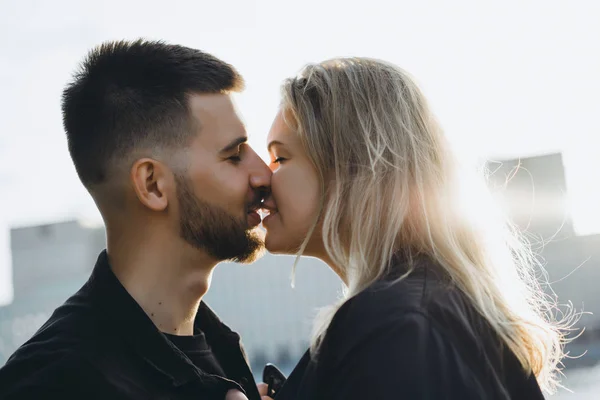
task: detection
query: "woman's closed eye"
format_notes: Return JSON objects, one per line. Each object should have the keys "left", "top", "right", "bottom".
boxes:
{"left": 269, "top": 156, "right": 286, "bottom": 172}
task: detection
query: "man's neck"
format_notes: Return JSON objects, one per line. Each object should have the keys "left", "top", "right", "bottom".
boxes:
{"left": 106, "top": 230, "right": 218, "bottom": 336}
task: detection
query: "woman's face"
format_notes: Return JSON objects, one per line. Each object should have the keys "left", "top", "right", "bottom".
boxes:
{"left": 262, "top": 109, "right": 322, "bottom": 255}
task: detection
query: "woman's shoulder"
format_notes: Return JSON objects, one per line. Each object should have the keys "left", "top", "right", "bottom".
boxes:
{"left": 306, "top": 271, "right": 542, "bottom": 400}
{"left": 323, "top": 258, "right": 496, "bottom": 364}
{"left": 336, "top": 261, "right": 470, "bottom": 330}
{"left": 309, "top": 257, "right": 545, "bottom": 399}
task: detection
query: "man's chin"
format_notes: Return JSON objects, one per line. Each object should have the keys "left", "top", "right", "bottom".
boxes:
{"left": 236, "top": 245, "right": 266, "bottom": 264}
{"left": 249, "top": 225, "right": 265, "bottom": 240}
{"left": 231, "top": 228, "right": 266, "bottom": 264}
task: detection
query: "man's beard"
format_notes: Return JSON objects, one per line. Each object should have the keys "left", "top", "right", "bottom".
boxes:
{"left": 175, "top": 174, "right": 264, "bottom": 264}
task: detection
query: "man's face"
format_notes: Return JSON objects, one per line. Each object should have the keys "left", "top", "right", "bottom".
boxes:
{"left": 176, "top": 93, "right": 271, "bottom": 263}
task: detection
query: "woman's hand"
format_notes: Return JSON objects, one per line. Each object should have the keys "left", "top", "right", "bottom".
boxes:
{"left": 257, "top": 382, "right": 274, "bottom": 400}
{"left": 225, "top": 389, "right": 248, "bottom": 400}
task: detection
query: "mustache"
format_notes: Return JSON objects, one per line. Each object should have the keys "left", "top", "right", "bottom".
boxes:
{"left": 247, "top": 188, "right": 269, "bottom": 212}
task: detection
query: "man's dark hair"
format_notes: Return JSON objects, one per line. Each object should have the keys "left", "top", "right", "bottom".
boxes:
{"left": 61, "top": 39, "right": 244, "bottom": 187}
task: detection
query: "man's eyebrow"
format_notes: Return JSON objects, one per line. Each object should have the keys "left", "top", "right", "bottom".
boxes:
{"left": 219, "top": 136, "right": 248, "bottom": 154}
{"left": 267, "top": 140, "right": 284, "bottom": 152}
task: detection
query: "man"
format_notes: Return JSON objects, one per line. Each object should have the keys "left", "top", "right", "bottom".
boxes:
{"left": 0, "top": 39, "right": 270, "bottom": 399}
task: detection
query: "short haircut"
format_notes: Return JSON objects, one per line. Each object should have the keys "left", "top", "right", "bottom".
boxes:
{"left": 61, "top": 39, "right": 244, "bottom": 187}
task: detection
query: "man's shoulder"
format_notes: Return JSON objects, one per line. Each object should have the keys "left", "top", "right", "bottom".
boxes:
{"left": 0, "top": 345, "right": 111, "bottom": 399}
{"left": 0, "top": 293, "right": 115, "bottom": 398}
{"left": 17, "top": 290, "right": 104, "bottom": 352}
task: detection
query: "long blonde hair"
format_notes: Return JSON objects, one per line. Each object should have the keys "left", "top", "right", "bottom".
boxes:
{"left": 280, "top": 57, "right": 573, "bottom": 394}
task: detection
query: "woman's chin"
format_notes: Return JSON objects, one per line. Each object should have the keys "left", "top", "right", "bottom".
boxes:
{"left": 264, "top": 232, "right": 297, "bottom": 255}
{"left": 264, "top": 238, "right": 290, "bottom": 255}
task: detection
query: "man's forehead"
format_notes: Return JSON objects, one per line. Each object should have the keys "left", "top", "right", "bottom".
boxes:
{"left": 188, "top": 92, "right": 246, "bottom": 144}
{"left": 188, "top": 93, "right": 239, "bottom": 122}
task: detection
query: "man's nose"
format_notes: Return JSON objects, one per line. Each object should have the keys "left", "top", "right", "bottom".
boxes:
{"left": 247, "top": 148, "right": 272, "bottom": 190}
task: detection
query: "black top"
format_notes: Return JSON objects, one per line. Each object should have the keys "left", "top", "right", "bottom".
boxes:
{"left": 0, "top": 250, "right": 260, "bottom": 400}
{"left": 275, "top": 256, "right": 546, "bottom": 400}
{"left": 164, "top": 331, "right": 227, "bottom": 377}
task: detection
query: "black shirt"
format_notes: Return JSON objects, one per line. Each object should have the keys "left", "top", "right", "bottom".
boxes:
{"left": 274, "top": 256, "right": 546, "bottom": 400}
{"left": 0, "top": 250, "right": 260, "bottom": 400}
{"left": 165, "top": 331, "right": 226, "bottom": 377}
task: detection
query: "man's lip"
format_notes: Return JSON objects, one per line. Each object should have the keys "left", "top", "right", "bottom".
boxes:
{"left": 246, "top": 204, "right": 262, "bottom": 216}
{"left": 247, "top": 210, "right": 261, "bottom": 227}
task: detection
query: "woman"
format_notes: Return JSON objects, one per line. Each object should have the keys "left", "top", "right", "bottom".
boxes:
{"left": 259, "top": 58, "right": 571, "bottom": 399}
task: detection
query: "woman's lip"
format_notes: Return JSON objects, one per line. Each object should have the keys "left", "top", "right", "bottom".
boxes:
{"left": 262, "top": 211, "right": 278, "bottom": 225}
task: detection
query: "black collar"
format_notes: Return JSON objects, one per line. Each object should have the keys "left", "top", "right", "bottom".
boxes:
{"left": 85, "top": 250, "right": 242, "bottom": 387}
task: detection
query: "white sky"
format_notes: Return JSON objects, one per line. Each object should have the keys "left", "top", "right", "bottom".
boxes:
{"left": 1, "top": 0, "right": 599, "bottom": 305}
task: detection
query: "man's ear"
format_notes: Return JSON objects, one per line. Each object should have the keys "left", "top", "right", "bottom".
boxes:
{"left": 130, "top": 158, "right": 170, "bottom": 211}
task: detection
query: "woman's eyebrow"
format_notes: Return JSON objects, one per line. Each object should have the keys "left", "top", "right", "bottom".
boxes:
{"left": 267, "top": 140, "right": 284, "bottom": 152}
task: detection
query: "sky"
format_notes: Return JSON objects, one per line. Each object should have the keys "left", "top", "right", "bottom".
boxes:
{"left": 1, "top": 0, "right": 599, "bottom": 305}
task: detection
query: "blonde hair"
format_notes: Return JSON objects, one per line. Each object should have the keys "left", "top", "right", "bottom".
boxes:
{"left": 280, "top": 57, "right": 573, "bottom": 394}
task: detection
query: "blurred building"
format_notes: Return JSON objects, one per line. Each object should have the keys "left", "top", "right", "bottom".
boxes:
{"left": 1, "top": 152, "right": 599, "bottom": 370}
{"left": 0, "top": 220, "right": 106, "bottom": 365}
{"left": 487, "top": 153, "right": 573, "bottom": 238}
{"left": 0, "top": 220, "right": 340, "bottom": 372}
{"left": 204, "top": 255, "right": 340, "bottom": 373}
{"left": 487, "top": 153, "right": 600, "bottom": 367}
